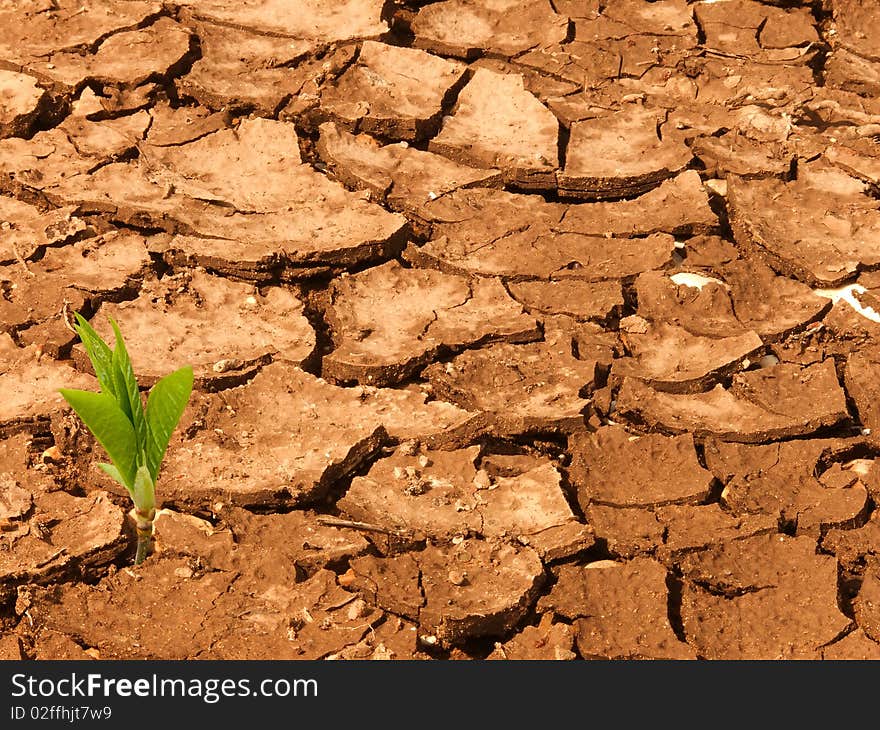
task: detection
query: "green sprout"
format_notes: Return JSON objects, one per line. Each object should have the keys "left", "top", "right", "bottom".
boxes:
{"left": 59, "top": 313, "right": 193, "bottom": 565}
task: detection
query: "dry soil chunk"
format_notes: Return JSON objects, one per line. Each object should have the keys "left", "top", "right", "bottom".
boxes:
{"left": 0, "top": 491, "right": 124, "bottom": 586}
{"left": 655, "top": 504, "right": 777, "bottom": 562}
{"left": 343, "top": 386, "right": 479, "bottom": 451}
{"left": 539, "top": 559, "right": 695, "bottom": 659}
{"left": 57, "top": 99, "right": 149, "bottom": 162}
{"left": 616, "top": 360, "right": 849, "bottom": 443}
{"left": 826, "top": 47, "right": 880, "bottom": 97}
{"left": 689, "top": 57, "right": 814, "bottom": 109}
{"left": 634, "top": 263, "right": 828, "bottom": 340}
{"left": 412, "top": 0, "right": 567, "bottom": 59}
{"left": 417, "top": 186, "right": 562, "bottom": 244}
{"left": 137, "top": 117, "right": 298, "bottom": 209}
{"left": 507, "top": 279, "right": 623, "bottom": 322}
{"left": 80, "top": 269, "right": 314, "bottom": 386}
{"left": 687, "top": 532, "right": 806, "bottom": 596}
{"left": 146, "top": 104, "right": 230, "bottom": 148}
{"left": 681, "top": 534, "right": 851, "bottom": 658}
{"left": 0, "top": 634, "right": 23, "bottom": 660}
{"left": 488, "top": 615, "right": 576, "bottom": 660}
{"left": 197, "top": 567, "right": 381, "bottom": 660}
{"left": 176, "top": 22, "right": 320, "bottom": 114}
{"left": 320, "top": 42, "right": 466, "bottom": 141}
{"left": 612, "top": 322, "right": 763, "bottom": 393}
{"left": 0, "top": 71, "right": 48, "bottom": 139}
{"left": 0, "top": 1, "right": 162, "bottom": 63}
{"left": 854, "top": 556, "right": 880, "bottom": 643}
{"left": 226, "top": 509, "right": 369, "bottom": 576}
{"left": 722, "top": 260, "right": 830, "bottom": 338}
{"left": 713, "top": 439, "right": 869, "bottom": 534}
{"left": 845, "top": 347, "right": 880, "bottom": 433}
{"left": 429, "top": 69, "right": 559, "bottom": 189}
{"left": 159, "top": 362, "right": 475, "bottom": 508}
{"left": 822, "top": 511, "right": 880, "bottom": 570}
{"left": 825, "top": 140, "right": 880, "bottom": 188}
{"left": 831, "top": 0, "right": 880, "bottom": 62}
{"left": 519, "top": 0, "right": 696, "bottom": 91}
{"left": 633, "top": 271, "right": 743, "bottom": 339}
{"left": 728, "top": 164, "right": 880, "bottom": 287}
{"left": 1, "top": 233, "right": 149, "bottom": 354}
{"left": 569, "top": 427, "right": 713, "bottom": 509}
{"left": 556, "top": 171, "right": 718, "bottom": 238}
{"left": 329, "top": 616, "right": 421, "bottom": 660}
{"left": 25, "top": 556, "right": 235, "bottom": 659}
{"left": 160, "top": 363, "right": 384, "bottom": 507}
{"left": 418, "top": 539, "right": 545, "bottom": 647}
{"left": 0, "top": 197, "right": 89, "bottom": 264}
{"left": 28, "top": 18, "right": 192, "bottom": 89}
{"left": 316, "top": 122, "right": 501, "bottom": 226}
{"left": 0, "top": 339, "right": 97, "bottom": 436}
{"left": 695, "top": 0, "right": 818, "bottom": 60}
{"left": 346, "top": 553, "right": 424, "bottom": 621}
{"left": 323, "top": 260, "right": 538, "bottom": 386}
{"left": 29, "top": 632, "right": 94, "bottom": 661}
{"left": 409, "top": 229, "right": 675, "bottom": 282}
{"left": 42, "top": 119, "right": 408, "bottom": 279}
{"left": 152, "top": 510, "right": 235, "bottom": 569}
{"left": 340, "top": 446, "right": 587, "bottom": 549}
{"left": 423, "top": 330, "right": 597, "bottom": 436}
{"left": 690, "top": 132, "right": 793, "bottom": 180}
{"left": 583, "top": 504, "right": 664, "bottom": 557}
{"left": 178, "top": 0, "right": 387, "bottom": 41}
{"left": 559, "top": 108, "right": 693, "bottom": 200}
{"left": 0, "top": 432, "right": 52, "bottom": 511}
{"left": 704, "top": 436, "right": 854, "bottom": 485}
{"left": 822, "top": 629, "right": 880, "bottom": 660}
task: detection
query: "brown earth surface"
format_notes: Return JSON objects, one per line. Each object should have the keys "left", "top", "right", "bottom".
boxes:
{"left": 2, "top": 0, "right": 880, "bottom": 661}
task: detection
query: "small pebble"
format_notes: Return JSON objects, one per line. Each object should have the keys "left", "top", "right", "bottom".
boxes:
{"left": 398, "top": 441, "right": 419, "bottom": 456}
{"left": 472, "top": 469, "right": 491, "bottom": 490}
{"left": 40, "top": 445, "right": 62, "bottom": 463}
{"left": 338, "top": 569, "right": 358, "bottom": 588}
{"left": 347, "top": 599, "right": 369, "bottom": 620}
{"left": 447, "top": 570, "right": 468, "bottom": 586}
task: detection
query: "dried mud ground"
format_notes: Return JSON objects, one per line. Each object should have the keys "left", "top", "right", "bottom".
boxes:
{"left": 3, "top": 0, "right": 880, "bottom": 661}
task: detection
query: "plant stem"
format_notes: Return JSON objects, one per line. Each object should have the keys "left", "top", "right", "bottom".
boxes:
{"left": 134, "top": 534, "right": 150, "bottom": 565}
{"left": 133, "top": 508, "right": 155, "bottom": 566}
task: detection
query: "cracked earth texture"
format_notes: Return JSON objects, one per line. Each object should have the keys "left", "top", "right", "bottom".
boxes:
{"left": 2, "top": 0, "right": 880, "bottom": 660}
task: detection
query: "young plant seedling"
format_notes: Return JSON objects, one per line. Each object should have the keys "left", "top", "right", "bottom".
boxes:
{"left": 60, "top": 313, "right": 193, "bottom": 565}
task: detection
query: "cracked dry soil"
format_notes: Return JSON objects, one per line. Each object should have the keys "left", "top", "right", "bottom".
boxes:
{"left": 3, "top": 0, "right": 880, "bottom": 661}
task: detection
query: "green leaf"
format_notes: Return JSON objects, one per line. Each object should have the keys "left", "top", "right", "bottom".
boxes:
{"left": 73, "top": 313, "right": 117, "bottom": 400}
{"left": 108, "top": 317, "right": 147, "bottom": 465}
{"left": 97, "top": 463, "right": 133, "bottom": 496}
{"left": 58, "top": 389, "right": 137, "bottom": 489}
{"left": 145, "top": 365, "right": 193, "bottom": 482}
{"left": 132, "top": 465, "right": 155, "bottom": 515}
